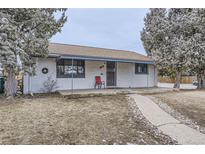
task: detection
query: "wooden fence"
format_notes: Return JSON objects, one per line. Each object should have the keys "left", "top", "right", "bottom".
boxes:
{"left": 158, "top": 76, "right": 196, "bottom": 84}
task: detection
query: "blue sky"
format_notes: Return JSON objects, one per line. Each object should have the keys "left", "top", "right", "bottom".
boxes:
{"left": 51, "top": 8, "right": 149, "bottom": 55}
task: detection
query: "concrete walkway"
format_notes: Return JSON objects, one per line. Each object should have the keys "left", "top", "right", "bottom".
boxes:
{"left": 129, "top": 94, "right": 205, "bottom": 145}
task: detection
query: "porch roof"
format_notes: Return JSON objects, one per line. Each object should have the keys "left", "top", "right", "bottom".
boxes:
{"left": 48, "top": 43, "right": 154, "bottom": 64}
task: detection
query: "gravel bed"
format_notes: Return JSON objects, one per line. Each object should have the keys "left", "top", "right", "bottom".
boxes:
{"left": 127, "top": 96, "right": 178, "bottom": 144}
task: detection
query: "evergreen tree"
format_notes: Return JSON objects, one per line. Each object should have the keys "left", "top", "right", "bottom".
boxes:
{"left": 141, "top": 8, "right": 202, "bottom": 89}
{"left": 0, "top": 9, "right": 67, "bottom": 96}
{"left": 187, "top": 9, "right": 205, "bottom": 88}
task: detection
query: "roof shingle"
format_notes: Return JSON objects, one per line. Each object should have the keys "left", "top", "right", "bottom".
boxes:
{"left": 48, "top": 43, "right": 152, "bottom": 62}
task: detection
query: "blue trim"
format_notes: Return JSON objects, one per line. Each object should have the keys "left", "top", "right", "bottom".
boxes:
{"left": 48, "top": 53, "right": 154, "bottom": 64}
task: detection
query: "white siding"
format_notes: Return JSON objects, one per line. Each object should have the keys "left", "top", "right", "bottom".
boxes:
{"left": 116, "top": 62, "right": 133, "bottom": 88}
{"left": 24, "top": 58, "right": 157, "bottom": 94}
{"left": 117, "top": 62, "right": 157, "bottom": 88}
{"left": 24, "top": 58, "right": 57, "bottom": 94}
{"left": 24, "top": 58, "right": 106, "bottom": 94}
{"left": 60, "top": 60, "right": 106, "bottom": 90}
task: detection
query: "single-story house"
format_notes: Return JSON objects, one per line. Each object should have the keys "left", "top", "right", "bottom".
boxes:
{"left": 23, "top": 43, "right": 157, "bottom": 94}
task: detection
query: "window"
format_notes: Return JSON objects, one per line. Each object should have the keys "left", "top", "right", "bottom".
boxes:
{"left": 56, "top": 59, "right": 85, "bottom": 78}
{"left": 135, "top": 63, "right": 148, "bottom": 74}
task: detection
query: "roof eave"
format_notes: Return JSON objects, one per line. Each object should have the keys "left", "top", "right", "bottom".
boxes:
{"left": 48, "top": 53, "right": 154, "bottom": 64}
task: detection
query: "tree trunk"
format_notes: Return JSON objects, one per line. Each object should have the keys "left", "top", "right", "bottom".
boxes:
{"left": 5, "top": 68, "right": 17, "bottom": 97}
{"left": 173, "top": 71, "right": 181, "bottom": 89}
{"left": 197, "top": 74, "right": 204, "bottom": 89}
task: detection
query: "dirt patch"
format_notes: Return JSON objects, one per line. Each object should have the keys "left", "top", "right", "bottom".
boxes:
{"left": 0, "top": 94, "right": 175, "bottom": 144}
{"left": 146, "top": 90, "right": 205, "bottom": 133}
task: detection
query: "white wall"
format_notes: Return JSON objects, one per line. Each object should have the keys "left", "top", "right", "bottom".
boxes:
{"left": 24, "top": 58, "right": 57, "bottom": 94}
{"left": 116, "top": 62, "right": 133, "bottom": 88}
{"left": 24, "top": 58, "right": 106, "bottom": 93}
{"left": 24, "top": 58, "right": 157, "bottom": 94}
{"left": 117, "top": 62, "right": 157, "bottom": 88}
{"left": 67, "top": 60, "right": 106, "bottom": 90}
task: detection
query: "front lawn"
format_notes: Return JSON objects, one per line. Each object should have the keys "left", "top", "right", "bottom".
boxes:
{"left": 147, "top": 90, "right": 205, "bottom": 132}
{"left": 0, "top": 94, "right": 175, "bottom": 144}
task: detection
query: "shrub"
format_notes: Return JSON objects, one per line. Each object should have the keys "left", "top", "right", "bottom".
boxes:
{"left": 41, "top": 77, "right": 58, "bottom": 93}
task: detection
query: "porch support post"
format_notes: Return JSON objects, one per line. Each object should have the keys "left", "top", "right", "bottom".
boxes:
{"left": 153, "top": 65, "right": 155, "bottom": 87}
{"left": 71, "top": 58, "right": 74, "bottom": 94}
{"left": 28, "top": 65, "right": 31, "bottom": 94}
{"left": 147, "top": 65, "right": 149, "bottom": 88}
{"left": 28, "top": 72, "right": 30, "bottom": 94}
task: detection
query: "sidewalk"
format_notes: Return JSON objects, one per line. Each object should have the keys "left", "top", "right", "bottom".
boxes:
{"left": 129, "top": 94, "right": 205, "bottom": 144}
{"left": 158, "top": 82, "right": 197, "bottom": 89}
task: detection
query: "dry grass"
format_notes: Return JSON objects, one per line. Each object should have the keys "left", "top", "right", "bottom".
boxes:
{"left": 147, "top": 90, "right": 205, "bottom": 128}
{"left": 0, "top": 94, "right": 173, "bottom": 145}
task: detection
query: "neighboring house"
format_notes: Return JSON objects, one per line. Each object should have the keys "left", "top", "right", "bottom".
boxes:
{"left": 23, "top": 43, "right": 157, "bottom": 94}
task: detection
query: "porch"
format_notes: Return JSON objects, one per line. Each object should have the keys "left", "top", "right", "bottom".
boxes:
{"left": 24, "top": 58, "right": 157, "bottom": 94}
{"left": 58, "top": 87, "right": 172, "bottom": 97}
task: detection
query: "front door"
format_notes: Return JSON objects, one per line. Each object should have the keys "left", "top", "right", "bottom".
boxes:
{"left": 106, "top": 61, "right": 116, "bottom": 87}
